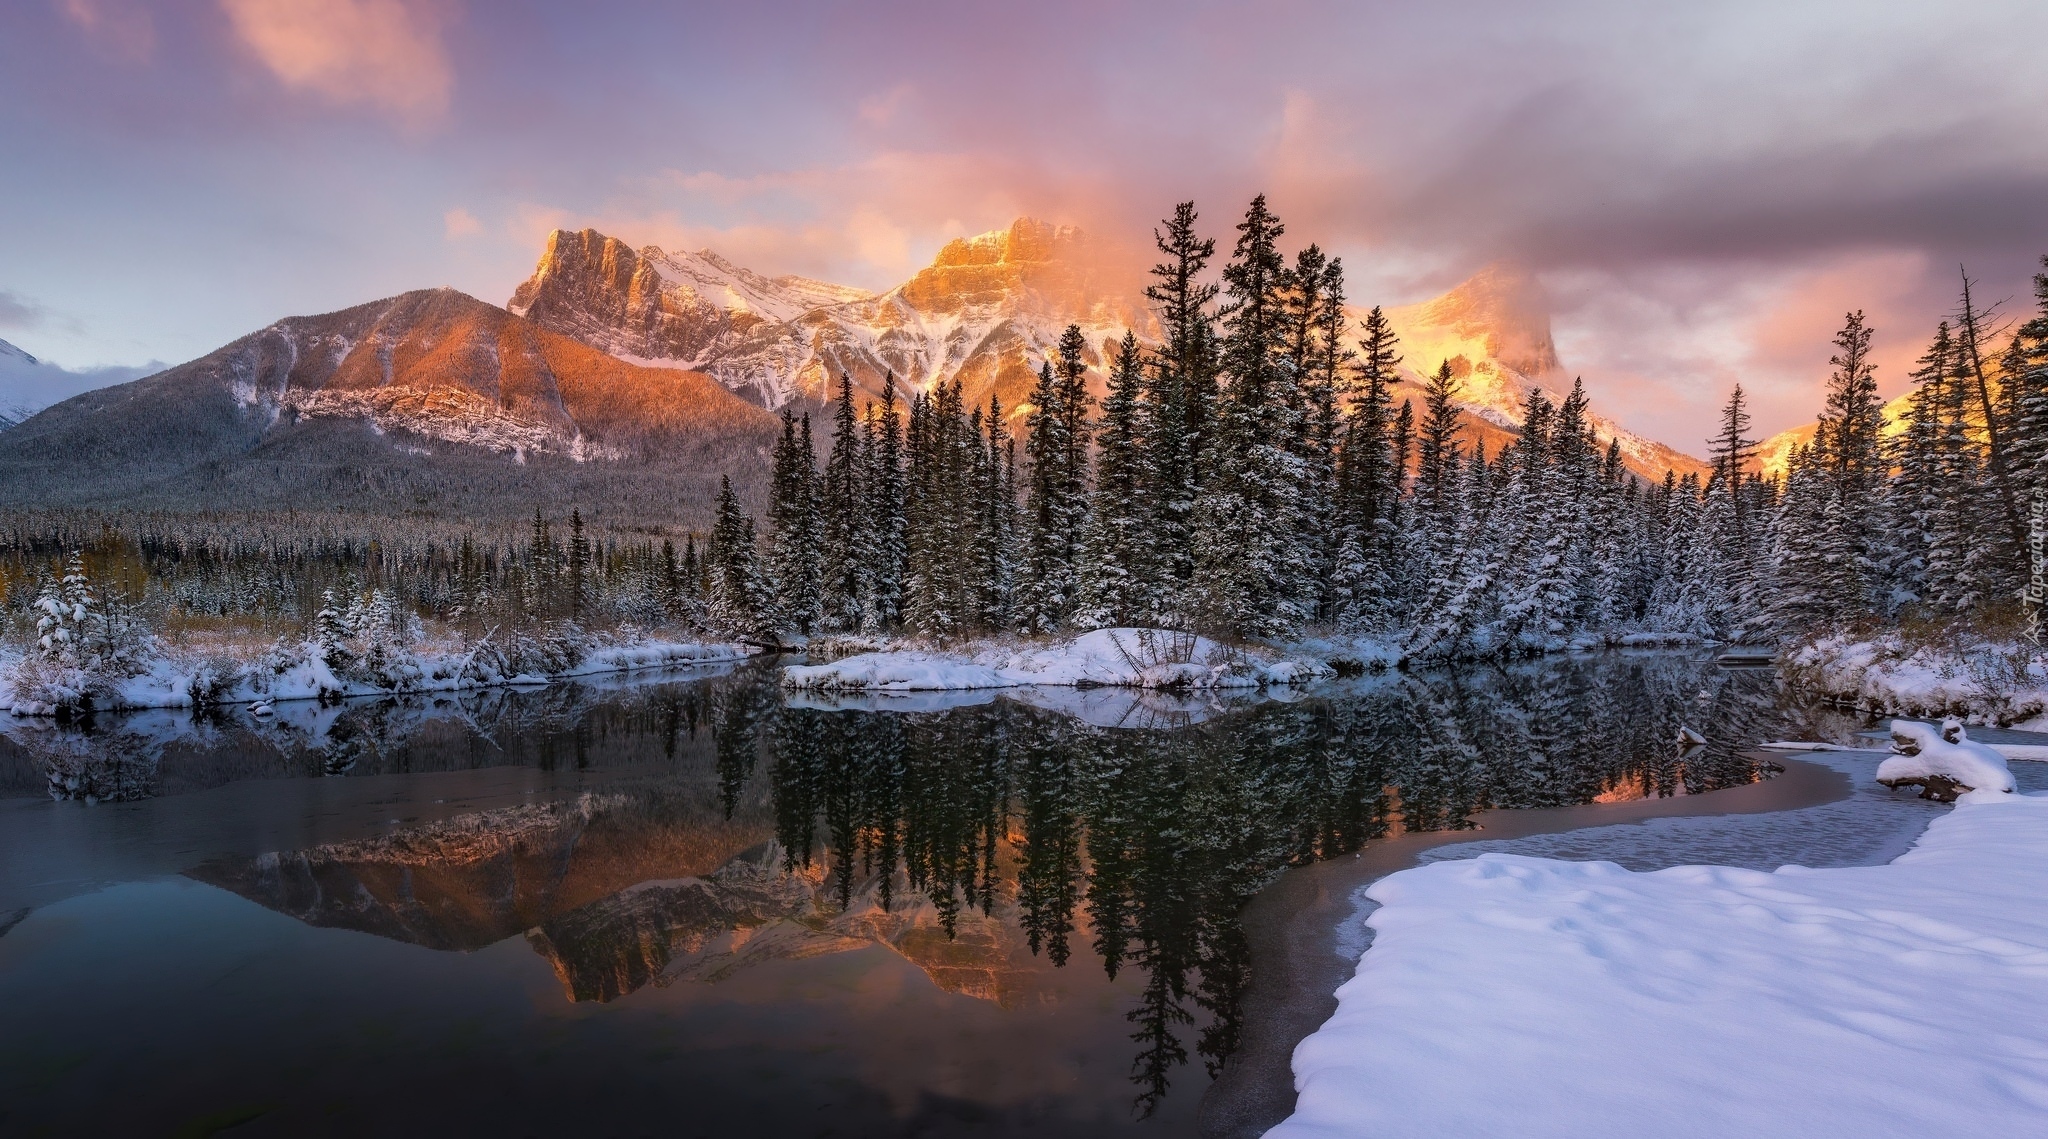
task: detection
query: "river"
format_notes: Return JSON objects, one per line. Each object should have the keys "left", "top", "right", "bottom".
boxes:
{"left": 0, "top": 651, "right": 1891, "bottom": 1137}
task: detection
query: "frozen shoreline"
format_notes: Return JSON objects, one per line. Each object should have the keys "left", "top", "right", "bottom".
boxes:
{"left": 1779, "top": 630, "right": 2048, "bottom": 727}
{"left": 1266, "top": 748, "right": 2048, "bottom": 1139}
{"left": 1, "top": 636, "right": 759, "bottom": 718}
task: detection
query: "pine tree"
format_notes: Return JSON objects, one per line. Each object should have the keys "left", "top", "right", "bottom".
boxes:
{"left": 1813, "top": 311, "right": 1887, "bottom": 618}
{"left": 1193, "top": 195, "right": 1309, "bottom": 637}
{"left": 1955, "top": 271, "right": 2029, "bottom": 573}
{"left": 1020, "top": 331, "right": 1093, "bottom": 633}
{"left": 819, "top": 374, "right": 870, "bottom": 633}
{"left": 768, "top": 411, "right": 825, "bottom": 636}
{"left": 567, "top": 509, "right": 591, "bottom": 621}
{"left": 706, "top": 475, "right": 767, "bottom": 639}
{"left": 864, "top": 375, "right": 908, "bottom": 631}
{"left": 974, "top": 395, "right": 1018, "bottom": 630}
{"left": 1076, "top": 333, "right": 1158, "bottom": 628}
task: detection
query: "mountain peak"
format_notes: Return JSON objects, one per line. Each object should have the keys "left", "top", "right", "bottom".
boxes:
{"left": 1400, "top": 261, "right": 1561, "bottom": 381}
{"left": 928, "top": 217, "right": 1085, "bottom": 270}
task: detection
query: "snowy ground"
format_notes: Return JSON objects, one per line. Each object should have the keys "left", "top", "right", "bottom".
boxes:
{"left": 782, "top": 627, "right": 1333, "bottom": 692}
{"left": 1275, "top": 747, "right": 2048, "bottom": 1139}
{"left": 1, "top": 634, "right": 756, "bottom": 717}
{"left": 1781, "top": 630, "right": 2048, "bottom": 726}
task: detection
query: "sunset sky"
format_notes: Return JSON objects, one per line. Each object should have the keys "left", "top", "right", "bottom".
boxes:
{"left": 4, "top": 0, "right": 2046, "bottom": 450}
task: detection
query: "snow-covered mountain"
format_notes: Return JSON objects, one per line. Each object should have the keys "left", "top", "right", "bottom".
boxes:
{"left": 1378, "top": 264, "right": 1711, "bottom": 482}
{"left": 0, "top": 337, "right": 157, "bottom": 428}
{"left": 512, "top": 218, "right": 1158, "bottom": 415}
{"left": 516, "top": 225, "right": 1706, "bottom": 482}
{"left": 0, "top": 290, "right": 779, "bottom": 524}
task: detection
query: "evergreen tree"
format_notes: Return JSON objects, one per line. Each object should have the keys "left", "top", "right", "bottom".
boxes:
{"left": 1020, "top": 330, "right": 1093, "bottom": 633}
{"left": 1076, "top": 333, "right": 1159, "bottom": 628}
{"left": 818, "top": 375, "right": 870, "bottom": 632}
{"left": 1193, "top": 195, "right": 1308, "bottom": 637}
{"left": 768, "top": 410, "right": 825, "bottom": 635}
{"left": 706, "top": 476, "right": 767, "bottom": 638}
{"left": 567, "top": 509, "right": 591, "bottom": 621}
{"left": 864, "top": 376, "right": 908, "bottom": 631}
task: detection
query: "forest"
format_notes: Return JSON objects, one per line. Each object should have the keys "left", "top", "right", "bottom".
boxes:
{"left": 4, "top": 198, "right": 2046, "bottom": 672}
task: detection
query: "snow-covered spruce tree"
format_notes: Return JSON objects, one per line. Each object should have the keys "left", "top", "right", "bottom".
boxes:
{"left": 1193, "top": 195, "right": 1310, "bottom": 637}
{"left": 1406, "top": 444, "right": 1506, "bottom": 657}
{"left": 1495, "top": 389, "right": 1561, "bottom": 649}
{"left": 973, "top": 394, "right": 1019, "bottom": 631}
{"left": 818, "top": 374, "right": 870, "bottom": 633}
{"left": 903, "top": 381, "right": 981, "bottom": 639}
{"left": 1954, "top": 271, "right": 2029, "bottom": 584}
{"left": 1884, "top": 323, "right": 1956, "bottom": 612}
{"left": 2007, "top": 258, "right": 2048, "bottom": 525}
{"left": 706, "top": 476, "right": 768, "bottom": 639}
{"left": 767, "top": 410, "right": 824, "bottom": 636}
{"left": 33, "top": 552, "right": 94, "bottom": 666}
{"left": 567, "top": 509, "right": 592, "bottom": 620}
{"left": 1333, "top": 305, "right": 1402, "bottom": 630}
{"left": 1020, "top": 330, "right": 1093, "bottom": 634}
{"left": 1283, "top": 246, "right": 1353, "bottom": 624}
{"left": 862, "top": 376, "right": 908, "bottom": 633}
{"left": 1139, "top": 204, "right": 1219, "bottom": 624}
{"left": 1410, "top": 360, "right": 1466, "bottom": 600}
{"left": 1075, "top": 334, "right": 1158, "bottom": 629}
{"left": 1766, "top": 447, "right": 1839, "bottom": 632}
{"left": 1816, "top": 310, "right": 1889, "bottom": 617}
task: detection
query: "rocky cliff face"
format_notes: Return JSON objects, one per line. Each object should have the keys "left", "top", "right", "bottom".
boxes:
{"left": 507, "top": 228, "right": 872, "bottom": 374}
{"left": 513, "top": 218, "right": 1156, "bottom": 415}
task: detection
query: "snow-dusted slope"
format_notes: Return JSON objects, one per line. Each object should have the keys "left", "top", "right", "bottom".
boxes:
{"left": 0, "top": 290, "right": 780, "bottom": 521}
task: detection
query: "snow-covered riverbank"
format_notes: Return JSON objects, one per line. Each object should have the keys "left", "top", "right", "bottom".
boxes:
{"left": 2, "top": 634, "right": 757, "bottom": 717}
{"left": 1273, "top": 785, "right": 2048, "bottom": 1139}
{"left": 1779, "top": 630, "right": 2048, "bottom": 726}
{"left": 783, "top": 627, "right": 1335, "bottom": 692}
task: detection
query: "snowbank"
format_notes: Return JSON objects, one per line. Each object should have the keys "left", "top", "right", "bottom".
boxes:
{"left": 781, "top": 628, "right": 1333, "bottom": 692}
{"left": 1876, "top": 720, "right": 2016, "bottom": 795}
{"left": 1274, "top": 791, "right": 2048, "bottom": 1139}
{"left": 1780, "top": 631, "right": 2047, "bottom": 724}
{"left": 3, "top": 634, "right": 756, "bottom": 717}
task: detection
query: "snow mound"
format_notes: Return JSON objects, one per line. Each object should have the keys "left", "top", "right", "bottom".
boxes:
{"left": 779, "top": 652, "right": 1012, "bottom": 692}
{"left": 781, "top": 629, "right": 1334, "bottom": 692}
{"left": 1274, "top": 791, "right": 2048, "bottom": 1139}
{"left": 1877, "top": 720, "right": 2016, "bottom": 795}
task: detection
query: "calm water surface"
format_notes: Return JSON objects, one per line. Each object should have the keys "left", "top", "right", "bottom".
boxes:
{"left": 0, "top": 654, "right": 1798, "bottom": 1137}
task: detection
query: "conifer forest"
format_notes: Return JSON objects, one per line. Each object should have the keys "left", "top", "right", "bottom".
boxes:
{"left": 5, "top": 199, "right": 2047, "bottom": 667}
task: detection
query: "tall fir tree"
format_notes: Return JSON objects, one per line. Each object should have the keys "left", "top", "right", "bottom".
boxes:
{"left": 1076, "top": 333, "right": 1160, "bottom": 628}
{"left": 706, "top": 475, "right": 767, "bottom": 638}
{"left": 819, "top": 374, "right": 870, "bottom": 632}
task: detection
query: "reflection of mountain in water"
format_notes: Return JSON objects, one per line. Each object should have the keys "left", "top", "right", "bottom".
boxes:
{"left": 184, "top": 653, "right": 1788, "bottom": 1115}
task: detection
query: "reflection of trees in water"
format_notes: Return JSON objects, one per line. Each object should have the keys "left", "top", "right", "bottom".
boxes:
{"left": 759, "top": 654, "right": 1785, "bottom": 1114}
{"left": 6, "top": 665, "right": 771, "bottom": 801}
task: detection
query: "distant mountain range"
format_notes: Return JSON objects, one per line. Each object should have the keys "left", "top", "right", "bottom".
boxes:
{"left": 0, "top": 290, "right": 777, "bottom": 525}
{"left": 0, "top": 219, "right": 1709, "bottom": 525}
{"left": 0, "top": 338, "right": 158, "bottom": 431}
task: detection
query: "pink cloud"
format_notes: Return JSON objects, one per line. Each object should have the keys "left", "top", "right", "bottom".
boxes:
{"left": 218, "top": 0, "right": 453, "bottom": 125}
{"left": 59, "top": 0, "right": 155, "bottom": 61}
